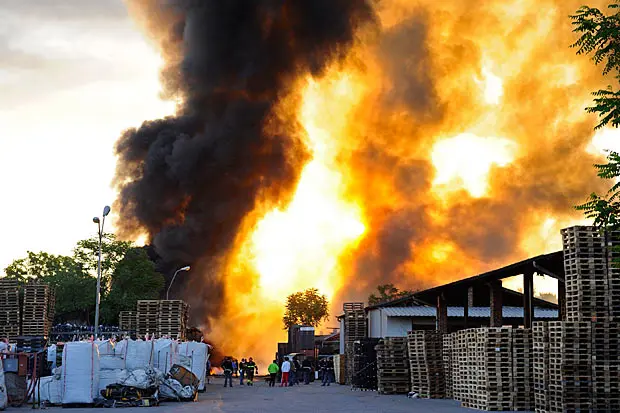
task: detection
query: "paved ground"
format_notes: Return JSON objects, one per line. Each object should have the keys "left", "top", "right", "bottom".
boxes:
{"left": 9, "top": 377, "right": 527, "bottom": 412}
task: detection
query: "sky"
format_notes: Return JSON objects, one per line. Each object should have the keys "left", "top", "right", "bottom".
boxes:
{"left": 0, "top": 0, "right": 173, "bottom": 273}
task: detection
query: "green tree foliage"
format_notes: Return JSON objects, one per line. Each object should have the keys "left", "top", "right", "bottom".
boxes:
{"left": 283, "top": 288, "right": 329, "bottom": 329}
{"left": 367, "top": 283, "right": 413, "bottom": 306}
{"left": 572, "top": 3, "right": 620, "bottom": 227}
{"left": 571, "top": 2, "right": 620, "bottom": 129}
{"left": 73, "top": 234, "right": 132, "bottom": 291}
{"left": 101, "top": 247, "right": 165, "bottom": 324}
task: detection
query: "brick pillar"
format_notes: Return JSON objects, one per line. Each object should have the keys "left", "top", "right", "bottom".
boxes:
{"left": 524, "top": 272, "right": 534, "bottom": 328}
{"left": 489, "top": 280, "right": 503, "bottom": 327}
{"left": 437, "top": 294, "right": 448, "bottom": 333}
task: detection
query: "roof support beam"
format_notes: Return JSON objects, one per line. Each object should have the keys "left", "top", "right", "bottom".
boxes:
{"left": 437, "top": 293, "right": 448, "bottom": 333}
{"left": 489, "top": 280, "right": 503, "bottom": 327}
{"left": 523, "top": 271, "right": 534, "bottom": 328}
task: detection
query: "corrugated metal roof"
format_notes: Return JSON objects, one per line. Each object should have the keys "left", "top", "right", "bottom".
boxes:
{"left": 380, "top": 306, "right": 557, "bottom": 319}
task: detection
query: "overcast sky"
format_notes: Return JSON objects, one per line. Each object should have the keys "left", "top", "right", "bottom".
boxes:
{"left": 0, "top": 0, "right": 174, "bottom": 272}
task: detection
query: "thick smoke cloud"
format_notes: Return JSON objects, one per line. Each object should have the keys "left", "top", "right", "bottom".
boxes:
{"left": 114, "top": 0, "right": 375, "bottom": 320}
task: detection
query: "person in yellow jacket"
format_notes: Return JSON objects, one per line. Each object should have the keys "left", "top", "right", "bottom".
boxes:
{"left": 267, "top": 360, "right": 279, "bottom": 387}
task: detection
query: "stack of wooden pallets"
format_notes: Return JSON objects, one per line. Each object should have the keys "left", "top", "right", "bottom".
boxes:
{"left": 591, "top": 321, "right": 620, "bottom": 412}
{"left": 407, "top": 331, "right": 445, "bottom": 398}
{"left": 463, "top": 327, "right": 513, "bottom": 412}
{"left": 442, "top": 333, "right": 454, "bottom": 399}
{"left": 512, "top": 328, "right": 533, "bottom": 411}
{"left": 0, "top": 279, "right": 20, "bottom": 340}
{"left": 158, "top": 300, "right": 189, "bottom": 339}
{"left": 562, "top": 226, "right": 609, "bottom": 321}
{"left": 136, "top": 300, "right": 160, "bottom": 337}
{"left": 343, "top": 302, "right": 366, "bottom": 384}
{"left": 22, "top": 282, "right": 53, "bottom": 337}
{"left": 452, "top": 329, "right": 468, "bottom": 403}
{"left": 376, "top": 337, "right": 409, "bottom": 394}
{"left": 533, "top": 322, "right": 550, "bottom": 413}
{"left": 548, "top": 321, "right": 592, "bottom": 413}
{"left": 119, "top": 311, "right": 137, "bottom": 332}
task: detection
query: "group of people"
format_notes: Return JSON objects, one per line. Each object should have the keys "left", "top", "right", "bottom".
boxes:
{"left": 266, "top": 356, "right": 335, "bottom": 387}
{"left": 221, "top": 357, "right": 258, "bottom": 387}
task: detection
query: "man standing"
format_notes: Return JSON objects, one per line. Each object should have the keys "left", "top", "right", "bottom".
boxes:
{"left": 267, "top": 360, "right": 279, "bottom": 387}
{"left": 280, "top": 357, "right": 291, "bottom": 387}
{"left": 222, "top": 357, "right": 233, "bottom": 388}
{"left": 301, "top": 357, "right": 312, "bottom": 385}
{"left": 246, "top": 357, "right": 258, "bottom": 386}
{"left": 239, "top": 358, "right": 247, "bottom": 385}
{"left": 288, "top": 356, "right": 298, "bottom": 386}
{"left": 320, "top": 358, "right": 329, "bottom": 386}
{"left": 326, "top": 357, "right": 335, "bottom": 386}
{"left": 232, "top": 359, "right": 238, "bottom": 377}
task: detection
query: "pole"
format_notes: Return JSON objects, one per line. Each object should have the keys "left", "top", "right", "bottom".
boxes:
{"left": 94, "top": 218, "right": 104, "bottom": 337}
{"left": 167, "top": 269, "right": 181, "bottom": 300}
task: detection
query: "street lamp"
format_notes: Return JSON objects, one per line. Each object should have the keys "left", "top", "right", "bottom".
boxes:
{"left": 167, "top": 266, "right": 191, "bottom": 300}
{"left": 93, "top": 205, "right": 111, "bottom": 337}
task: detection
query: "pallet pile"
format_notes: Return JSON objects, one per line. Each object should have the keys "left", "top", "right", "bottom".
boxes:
{"left": 407, "top": 331, "right": 444, "bottom": 398}
{"left": 442, "top": 333, "right": 454, "bottom": 399}
{"left": 351, "top": 338, "right": 379, "bottom": 390}
{"left": 22, "top": 282, "right": 54, "bottom": 337}
{"left": 158, "top": 300, "right": 189, "bottom": 339}
{"left": 343, "top": 302, "right": 366, "bottom": 384}
{"left": 119, "top": 311, "right": 137, "bottom": 332}
{"left": 533, "top": 322, "right": 549, "bottom": 413}
{"left": 0, "top": 279, "right": 20, "bottom": 340}
{"left": 548, "top": 321, "right": 592, "bottom": 413}
{"left": 376, "top": 337, "right": 410, "bottom": 394}
{"left": 531, "top": 225, "right": 620, "bottom": 413}
{"left": 136, "top": 300, "right": 160, "bottom": 337}
{"left": 512, "top": 328, "right": 533, "bottom": 411}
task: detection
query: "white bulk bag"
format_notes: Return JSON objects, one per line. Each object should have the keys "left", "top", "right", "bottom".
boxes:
{"left": 174, "top": 342, "right": 208, "bottom": 391}
{"left": 153, "top": 339, "right": 177, "bottom": 373}
{"left": 114, "top": 339, "right": 127, "bottom": 357}
{"left": 95, "top": 340, "right": 115, "bottom": 356}
{"left": 47, "top": 345, "right": 57, "bottom": 370}
{"left": 100, "top": 355, "right": 125, "bottom": 371}
{"left": 124, "top": 340, "right": 154, "bottom": 371}
{"left": 0, "top": 353, "right": 6, "bottom": 409}
{"left": 98, "top": 369, "right": 126, "bottom": 393}
{"left": 61, "top": 342, "right": 100, "bottom": 404}
{"left": 31, "top": 376, "right": 62, "bottom": 405}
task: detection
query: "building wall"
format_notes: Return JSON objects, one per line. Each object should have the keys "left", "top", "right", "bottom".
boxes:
{"left": 368, "top": 309, "right": 383, "bottom": 338}
{"left": 386, "top": 316, "right": 411, "bottom": 337}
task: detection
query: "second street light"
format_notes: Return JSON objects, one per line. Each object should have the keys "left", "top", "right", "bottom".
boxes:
{"left": 93, "top": 205, "right": 111, "bottom": 338}
{"left": 167, "top": 266, "right": 191, "bottom": 300}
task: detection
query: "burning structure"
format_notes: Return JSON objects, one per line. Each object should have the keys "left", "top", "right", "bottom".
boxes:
{"left": 113, "top": 0, "right": 615, "bottom": 364}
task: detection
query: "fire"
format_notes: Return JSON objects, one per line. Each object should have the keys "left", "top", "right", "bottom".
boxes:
{"left": 249, "top": 75, "right": 367, "bottom": 301}
{"left": 431, "top": 133, "right": 518, "bottom": 198}
{"left": 205, "top": 0, "right": 616, "bottom": 366}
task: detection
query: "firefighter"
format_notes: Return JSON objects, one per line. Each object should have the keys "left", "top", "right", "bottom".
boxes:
{"left": 245, "top": 357, "right": 259, "bottom": 386}
{"left": 239, "top": 358, "right": 247, "bottom": 385}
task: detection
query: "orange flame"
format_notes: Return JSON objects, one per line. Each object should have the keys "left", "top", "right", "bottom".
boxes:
{"left": 206, "top": 0, "right": 615, "bottom": 367}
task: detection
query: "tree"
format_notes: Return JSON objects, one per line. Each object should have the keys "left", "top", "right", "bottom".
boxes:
{"left": 368, "top": 283, "right": 413, "bottom": 306}
{"left": 100, "top": 247, "right": 165, "bottom": 324}
{"left": 572, "top": 3, "right": 620, "bottom": 227}
{"left": 73, "top": 234, "right": 133, "bottom": 291}
{"left": 283, "top": 288, "right": 329, "bottom": 329}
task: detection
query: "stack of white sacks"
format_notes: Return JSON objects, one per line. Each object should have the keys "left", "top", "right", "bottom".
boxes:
{"left": 33, "top": 339, "right": 209, "bottom": 405}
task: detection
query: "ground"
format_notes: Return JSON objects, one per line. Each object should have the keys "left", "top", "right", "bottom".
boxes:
{"left": 9, "top": 377, "right": 530, "bottom": 412}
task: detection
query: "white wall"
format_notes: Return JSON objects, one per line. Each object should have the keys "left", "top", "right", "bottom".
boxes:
{"left": 368, "top": 309, "right": 383, "bottom": 338}
{"left": 386, "top": 317, "right": 411, "bottom": 337}
{"left": 339, "top": 318, "right": 345, "bottom": 354}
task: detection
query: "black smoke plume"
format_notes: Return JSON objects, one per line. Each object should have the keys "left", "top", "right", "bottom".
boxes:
{"left": 114, "top": 0, "right": 375, "bottom": 323}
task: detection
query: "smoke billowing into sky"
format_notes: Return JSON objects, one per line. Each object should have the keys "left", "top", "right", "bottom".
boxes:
{"left": 116, "top": 0, "right": 617, "bottom": 363}
{"left": 113, "top": 0, "right": 375, "bottom": 322}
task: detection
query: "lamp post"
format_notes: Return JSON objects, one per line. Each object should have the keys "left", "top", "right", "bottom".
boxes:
{"left": 93, "top": 205, "right": 111, "bottom": 337}
{"left": 167, "top": 266, "right": 191, "bottom": 300}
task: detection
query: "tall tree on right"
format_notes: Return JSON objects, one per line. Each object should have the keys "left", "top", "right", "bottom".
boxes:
{"left": 572, "top": 2, "right": 620, "bottom": 227}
